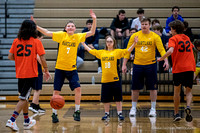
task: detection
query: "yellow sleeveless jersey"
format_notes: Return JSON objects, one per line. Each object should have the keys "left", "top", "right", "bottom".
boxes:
{"left": 90, "top": 49, "right": 129, "bottom": 83}
{"left": 52, "top": 31, "right": 86, "bottom": 71}
{"left": 124, "top": 31, "right": 166, "bottom": 65}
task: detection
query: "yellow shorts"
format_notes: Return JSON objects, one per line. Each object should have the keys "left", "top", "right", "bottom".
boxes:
{"left": 195, "top": 67, "right": 200, "bottom": 76}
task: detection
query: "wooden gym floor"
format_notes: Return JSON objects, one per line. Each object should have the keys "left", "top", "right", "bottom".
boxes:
{"left": 0, "top": 102, "right": 200, "bottom": 133}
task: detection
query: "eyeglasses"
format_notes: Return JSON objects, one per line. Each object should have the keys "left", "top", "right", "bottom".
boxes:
{"left": 106, "top": 41, "right": 113, "bottom": 43}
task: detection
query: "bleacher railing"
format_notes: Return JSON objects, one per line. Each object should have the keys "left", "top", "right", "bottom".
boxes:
{"left": 3, "top": 0, "right": 9, "bottom": 38}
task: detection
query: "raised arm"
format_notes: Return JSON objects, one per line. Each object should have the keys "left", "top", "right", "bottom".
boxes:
{"left": 85, "top": 10, "right": 97, "bottom": 38}
{"left": 81, "top": 42, "right": 92, "bottom": 52}
{"left": 127, "top": 36, "right": 138, "bottom": 52}
{"left": 31, "top": 15, "right": 53, "bottom": 37}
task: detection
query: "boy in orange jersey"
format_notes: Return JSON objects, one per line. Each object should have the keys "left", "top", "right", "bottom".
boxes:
{"left": 158, "top": 20, "right": 195, "bottom": 122}
{"left": 6, "top": 20, "right": 51, "bottom": 131}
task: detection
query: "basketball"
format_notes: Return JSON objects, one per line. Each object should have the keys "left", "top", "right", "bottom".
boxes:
{"left": 50, "top": 95, "right": 65, "bottom": 110}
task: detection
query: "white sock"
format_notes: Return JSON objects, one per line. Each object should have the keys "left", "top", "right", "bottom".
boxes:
{"left": 117, "top": 111, "right": 122, "bottom": 115}
{"left": 151, "top": 102, "right": 156, "bottom": 110}
{"left": 105, "top": 112, "right": 109, "bottom": 115}
{"left": 132, "top": 102, "right": 137, "bottom": 110}
{"left": 52, "top": 108, "right": 57, "bottom": 115}
{"left": 75, "top": 104, "right": 80, "bottom": 112}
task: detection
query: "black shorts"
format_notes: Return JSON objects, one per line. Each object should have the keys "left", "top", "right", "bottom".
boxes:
{"left": 101, "top": 81, "right": 122, "bottom": 103}
{"left": 18, "top": 78, "right": 36, "bottom": 100}
{"left": 173, "top": 71, "right": 194, "bottom": 88}
{"left": 34, "top": 62, "right": 43, "bottom": 90}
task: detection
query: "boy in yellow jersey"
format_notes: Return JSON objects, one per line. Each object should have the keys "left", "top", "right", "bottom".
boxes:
{"left": 122, "top": 18, "right": 169, "bottom": 117}
{"left": 31, "top": 10, "right": 96, "bottom": 122}
{"left": 81, "top": 35, "right": 138, "bottom": 122}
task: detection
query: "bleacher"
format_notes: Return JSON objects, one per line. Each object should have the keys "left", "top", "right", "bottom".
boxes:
{"left": 0, "top": 0, "right": 200, "bottom": 101}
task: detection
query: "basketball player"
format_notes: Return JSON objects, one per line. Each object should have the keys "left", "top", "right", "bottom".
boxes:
{"left": 6, "top": 20, "right": 50, "bottom": 131}
{"left": 31, "top": 9, "right": 96, "bottom": 122}
{"left": 81, "top": 35, "right": 138, "bottom": 122}
{"left": 158, "top": 20, "right": 195, "bottom": 122}
{"left": 122, "top": 18, "right": 169, "bottom": 117}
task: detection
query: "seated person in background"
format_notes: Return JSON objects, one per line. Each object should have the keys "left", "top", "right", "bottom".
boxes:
{"left": 194, "top": 39, "right": 200, "bottom": 84}
{"left": 183, "top": 21, "right": 194, "bottom": 42}
{"left": 130, "top": 8, "right": 145, "bottom": 31}
{"left": 165, "top": 6, "right": 184, "bottom": 34}
{"left": 152, "top": 25, "right": 169, "bottom": 73}
{"left": 152, "top": 19, "right": 167, "bottom": 36}
{"left": 78, "top": 19, "right": 102, "bottom": 73}
{"left": 110, "top": 9, "right": 129, "bottom": 39}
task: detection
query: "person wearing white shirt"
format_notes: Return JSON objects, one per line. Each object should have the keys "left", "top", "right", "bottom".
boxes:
{"left": 131, "top": 8, "right": 145, "bottom": 31}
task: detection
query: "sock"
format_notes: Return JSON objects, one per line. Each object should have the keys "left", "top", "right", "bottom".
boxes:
{"left": 75, "top": 104, "right": 80, "bottom": 112}
{"left": 151, "top": 102, "right": 156, "bottom": 110}
{"left": 52, "top": 108, "right": 57, "bottom": 115}
{"left": 132, "top": 102, "right": 137, "bottom": 110}
{"left": 10, "top": 111, "right": 19, "bottom": 122}
{"left": 23, "top": 113, "right": 30, "bottom": 123}
{"left": 105, "top": 112, "right": 109, "bottom": 115}
{"left": 117, "top": 111, "right": 122, "bottom": 115}
{"left": 187, "top": 106, "right": 190, "bottom": 109}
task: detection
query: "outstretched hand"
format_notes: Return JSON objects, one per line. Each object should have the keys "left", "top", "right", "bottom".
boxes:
{"left": 90, "top": 9, "right": 96, "bottom": 19}
{"left": 30, "top": 15, "right": 36, "bottom": 24}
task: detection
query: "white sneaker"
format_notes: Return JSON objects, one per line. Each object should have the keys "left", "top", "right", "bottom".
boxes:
{"left": 149, "top": 109, "right": 156, "bottom": 117}
{"left": 24, "top": 119, "right": 36, "bottom": 129}
{"left": 98, "top": 67, "right": 102, "bottom": 73}
{"left": 129, "top": 108, "right": 136, "bottom": 117}
{"left": 6, "top": 120, "right": 19, "bottom": 131}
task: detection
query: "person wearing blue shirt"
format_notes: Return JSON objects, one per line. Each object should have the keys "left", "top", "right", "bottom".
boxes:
{"left": 165, "top": 6, "right": 184, "bottom": 34}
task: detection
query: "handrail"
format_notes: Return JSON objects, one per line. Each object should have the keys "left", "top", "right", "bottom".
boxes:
{"left": 3, "top": 0, "right": 9, "bottom": 38}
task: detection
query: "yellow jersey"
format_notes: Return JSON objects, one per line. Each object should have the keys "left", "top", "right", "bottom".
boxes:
{"left": 90, "top": 49, "right": 129, "bottom": 83}
{"left": 52, "top": 31, "right": 86, "bottom": 71}
{"left": 124, "top": 31, "right": 166, "bottom": 65}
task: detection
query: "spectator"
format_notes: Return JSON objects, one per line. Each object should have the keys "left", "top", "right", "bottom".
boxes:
{"left": 79, "top": 19, "right": 102, "bottom": 73}
{"left": 183, "top": 21, "right": 194, "bottom": 42}
{"left": 123, "top": 28, "right": 138, "bottom": 49}
{"left": 110, "top": 9, "right": 129, "bottom": 39}
{"left": 165, "top": 6, "right": 184, "bottom": 34}
{"left": 152, "top": 19, "right": 167, "bottom": 36}
{"left": 131, "top": 8, "right": 145, "bottom": 31}
{"left": 194, "top": 39, "right": 200, "bottom": 84}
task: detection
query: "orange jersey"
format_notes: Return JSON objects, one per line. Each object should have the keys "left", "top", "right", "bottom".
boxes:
{"left": 168, "top": 34, "right": 196, "bottom": 73}
{"left": 9, "top": 37, "right": 45, "bottom": 78}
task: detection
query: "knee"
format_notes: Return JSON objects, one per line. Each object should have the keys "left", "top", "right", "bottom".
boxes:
{"left": 75, "top": 87, "right": 81, "bottom": 93}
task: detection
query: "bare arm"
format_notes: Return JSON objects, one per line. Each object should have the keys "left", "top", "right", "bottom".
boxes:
{"left": 81, "top": 42, "right": 92, "bottom": 52}
{"left": 8, "top": 53, "right": 15, "bottom": 61}
{"left": 127, "top": 36, "right": 138, "bottom": 53}
{"left": 85, "top": 10, "right": 97, "bottom": 38}
{"left": 122, "top": 58, "right": 128, "bottom": 73}
{"left": 39, "top": 55, "right": 51, "bottom": 81}
{"left": 37, "top": 54, "right": 42, "bottom": 65}
{"left": 158, "top": 47, "right": 174, "bottom": 61}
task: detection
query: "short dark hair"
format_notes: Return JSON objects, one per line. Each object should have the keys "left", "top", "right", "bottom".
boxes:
{"left": 86, "top": 19, "right": 93, "bottom": 24}
{"left": 172, "top": 6, "right": 180, "bottom": 12}
{"left": 152, "top": 19, "right": 160, "bottom": 25}
{"left": 141, "top": 17, "right": 151, "bottom": 25}
{"left": 137, "top": 8, "right": 144, "bottom": 14}
{"left": 194, "top": 39, "right": 200, "bottom": 49}
{"left": 183, "top": 21, "right": 189, "bottom": 29}
{"left": 118, "top": 9, "right": 125, "bottom": 15}
{"left": 63, "top": 20, "right": 76, "bottom": 32}
{"left": 169, "top": 20, "right": 184, "bottom": 34}
{"left": 18, "top": 20, "right": 37, "bottom": 40}
{"left": 152, "top": 25, "right": 163, "bottom": 33}
{"left": 130, "top": 28, "right": 138, "bottom": 32}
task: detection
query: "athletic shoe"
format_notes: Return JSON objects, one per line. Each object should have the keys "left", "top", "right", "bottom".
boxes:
{"left": 6, "top": 120, "right": 19, "bottom": 131}
{"left": 73, "top": 110, "right": 81, "bottom": 121}
{"left": 129, "top": 108, "right": 136, "bottom": 117}
{"left": 37, "top": 104, "right": 46, "bottom": 113}
{"left": 24, "top": 119, "right": 36, "bottom": 129}
{"left": 102, "top": 113, "right": 110, "bottom": 121}
{"left": 52, "top": 113, "right": 59, "bottom": 123}
{"left": 149, "top": 108, "right": 156, "bottom": 117}
{"left": 173, "top": 114, "right": 181, "bottom": 122}
{"left": 98, "top": 67, "right": 102, "bottom": 73}
{"left": 185, "top": 108, "right": 193, "bottom": 122}
{"left": 29, "top": 103, "right": 38, "bottom": 113}
{"left": 118, "top": 113, "right": 124, "bottom": 121}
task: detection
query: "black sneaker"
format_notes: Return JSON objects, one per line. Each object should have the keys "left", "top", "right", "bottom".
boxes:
{"left": 101, "top": 113, "right": 110, "bottom": 121}
{"left": 37, "top": 104, "right": 46, "bottom": 113}
{"left": 118, "top": 113, "right": 124, "bottom": 122}
{"left": 29, "top": 103, "right": 38, "bottom": 113}
{"left": 73, "top": 110, "right": 81, "bottom": 121}
{"left": 52, "top": 113, "right": 59, "bottom": 123}
{"left": 185, "top": 108, "right": 193, "bottom": 122}
{"left": 173, "top": 114, "right": 181, "bottom": 122}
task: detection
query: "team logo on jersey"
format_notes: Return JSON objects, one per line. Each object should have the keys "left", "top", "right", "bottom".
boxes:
{"left": 140, "top": 46, "right": 148, "bottom": 52}
{"left": 114, "top": 77, "right": 119, "bottom": 80}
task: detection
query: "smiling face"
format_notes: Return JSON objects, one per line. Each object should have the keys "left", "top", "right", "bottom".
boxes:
{"left": 65, "top": 22, "right": 76, "bottom": 35}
